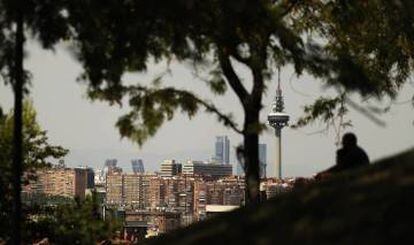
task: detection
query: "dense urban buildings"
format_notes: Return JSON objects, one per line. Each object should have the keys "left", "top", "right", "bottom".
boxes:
{"left": 23, "top": 155, "right": 298, "bottom": 241}
{"left": 215, "top": 136, "right": 230, "bottom": 164}
{"left": 23, "top": 165, "right": 89, "bottom": 200}
{"left": 105, "top": 173, "right": 245, "bottom": 223}
{"left": 95, "top": 159, "right": 123, "bottom": 185}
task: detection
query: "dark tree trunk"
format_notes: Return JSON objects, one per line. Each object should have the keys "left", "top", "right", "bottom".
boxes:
{"left": 218, "top": 49, "right": 264, "bottom": 206}
{"left": 243, "top": 108, "right": 261, "bottom": 206}
{"left": 12, "top": 7, "right": 24, "bottom": 245}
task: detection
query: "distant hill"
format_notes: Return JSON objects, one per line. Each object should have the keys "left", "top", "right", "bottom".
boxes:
{"left": 146, "top": 148, "right": 414, "bottom": 245}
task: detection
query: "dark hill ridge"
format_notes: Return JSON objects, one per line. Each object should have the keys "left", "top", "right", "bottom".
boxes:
{"left": 146, "top": 148, "right": 414, "bottom": 245}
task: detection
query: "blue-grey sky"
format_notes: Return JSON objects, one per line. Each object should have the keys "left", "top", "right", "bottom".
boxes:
{"left": 1, "top": 41, "right": 413, "bottom": 177}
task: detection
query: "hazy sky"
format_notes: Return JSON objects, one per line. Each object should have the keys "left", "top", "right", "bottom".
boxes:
{"left": 1, "top": 41, "right": 413, "bottom": 177}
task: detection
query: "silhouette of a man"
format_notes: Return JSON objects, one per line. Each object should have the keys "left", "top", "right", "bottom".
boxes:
{"left": 318, "top": 133, "right": 369, "bottom": 176}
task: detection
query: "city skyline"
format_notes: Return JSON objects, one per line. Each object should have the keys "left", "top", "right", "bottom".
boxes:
{"left": 1, "top": 41, "right": 413, "bottom": 177}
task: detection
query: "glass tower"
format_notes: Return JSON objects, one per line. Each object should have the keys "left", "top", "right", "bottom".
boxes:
{"left": 215, "top": 136, "right": 230, "bottom": 164}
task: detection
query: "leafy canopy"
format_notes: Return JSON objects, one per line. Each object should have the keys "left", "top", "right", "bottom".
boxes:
{"left": 0, "top": 100, "right": 68, "bottom": 241}
{"left": 66, "top": 0, "right": 329, "bottom": 145}
{"left": 291, "top": 0, "right": 414, "bottom": 129}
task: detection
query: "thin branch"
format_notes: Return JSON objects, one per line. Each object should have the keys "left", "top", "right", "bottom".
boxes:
{"left": 127, "top": 85, "right": 243, "bottom": 134}
{"left": 167, "top": 88, "right": 243, "bottom": 134}
{"left": 193, "top": 95, "right": 243, "bottom": 135}
{"left": 228, "top": 46, "right": 251, "bottom": 66}
{"left": 345, "top": 97, "right": 387, "bottom": 127}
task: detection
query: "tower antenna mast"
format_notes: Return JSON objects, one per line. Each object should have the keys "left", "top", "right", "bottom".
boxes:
{"left": 267, "top": 67, "right": 289, "bottom": 179}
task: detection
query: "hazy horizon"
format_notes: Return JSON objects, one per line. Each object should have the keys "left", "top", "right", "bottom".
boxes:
{"left": 1, "top": 40, "right": 413, "bottom": 178}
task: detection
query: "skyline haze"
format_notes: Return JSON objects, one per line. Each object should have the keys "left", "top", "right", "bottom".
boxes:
{"left": 1, "top": 41, "right": 413, "bottom": 177}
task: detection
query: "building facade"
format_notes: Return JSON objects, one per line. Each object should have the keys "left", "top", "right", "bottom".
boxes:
{"left": 215, "top": 136, "right": 230, "bottom": 164}
{"left": 160, "top": 160, "right": 182, "bottom": 177}
{"left": 23, "top": 167, "right": 88, "bottom": 200}
{"left": 132, "top": 159, "right": 145, "bottom": 174}
{"left": 183, "top": 160, "right": 232, "bottom": 179}
{"left": 259, "top": 143, "right": 267, "bottom": 178}
{"left": 106, "top": 173, "right": 154, "bottom": 207}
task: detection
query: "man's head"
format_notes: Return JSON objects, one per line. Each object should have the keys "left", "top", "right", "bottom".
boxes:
{"left": 342, "top": 133, "right": 357, "bottom": 148}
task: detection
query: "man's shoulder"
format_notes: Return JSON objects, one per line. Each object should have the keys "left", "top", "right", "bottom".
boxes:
{"left": 355, "top": 146, "right": 368, "bottom": 155}
{"left": 336, "top": 148, "right": 346, "bottom": 154}
{"left": 355, "top": 146, "right": 370, "bottom": 163}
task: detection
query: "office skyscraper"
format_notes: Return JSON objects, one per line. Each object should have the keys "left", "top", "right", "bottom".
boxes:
{"left": 105, "top": 159, "right": 117, "bottom": 168}
{"left": 215, "top": 136, "right": 230, "bottom": 164}
{"left": 131, "top": 159, "right": 145, "bottom": 174}
{"left": 236, "top": 162, "right": 243, "bottom": 176}
{"left": 259, "top": 144, "right": 267, "bottom": 178}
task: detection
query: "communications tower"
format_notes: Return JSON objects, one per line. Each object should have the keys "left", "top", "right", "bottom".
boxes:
{"left": 267, "top": 72, "right": 289, "bottom": 179}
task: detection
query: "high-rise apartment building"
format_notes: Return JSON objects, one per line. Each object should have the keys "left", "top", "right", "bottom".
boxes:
{"left": 160, "top": 160, "right": 182, "bottom": 177}
{"left": 215, "top": 136, "right": 230, "bottom": 164}
{"left": 124, "top": 174, "right": 150, "bottom": 208}
{"left": 75, "top": 166, "right": 95, "bottom": 189}
{"left": 148, "top": 176, "right": 163, "bottom": 208}
{"left": 106, "top": 173, "right": 123, "bottom": 205}
{"left": 23, "top": 167, "right": 88, "bottom": 200}
{"left": 106, "top": 173, "right": 156, "bottom": 207}
{"left": 86, "top": 167, "right": 95, "bottom": 189}
{"left": 131, "top": 159, "right": 145, "bottom": 174}
{"left": 95, "top": 159, "right": 122, "bottom": 186}
{"left": 183, "top": 160, "right": 232, "bottom": 179}
{"left": 193, "top": 176, "right": 244, "bottom": 220}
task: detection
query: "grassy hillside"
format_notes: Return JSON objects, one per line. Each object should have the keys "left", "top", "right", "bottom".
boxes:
{"left": 146, "top": 148, "right": 414, "bottom": 245}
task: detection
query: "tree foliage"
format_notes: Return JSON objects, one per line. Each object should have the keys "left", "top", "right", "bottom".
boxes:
{"left": 0, "top": 100, "right": 68, "bottom": 173}
{"left": 291, "top": 0, "right": 414, "bottom": 129}
{"left": 24, "top": 194, "right": 118, "bottom": 244}
{"left": 295, "top": 0, "right": 414, "bottom": 95}
{"left": 65, "top": 0, "right": 321, "bottom": 204}
{"left": 0, "top": 100, "right": 68, "bottom": 241}
{"left": 0, "top": 0, "right": 70, "bottom": 85}
{"left": 0, "top": 1, "right": 71, "bottom": 242}
{"left": 66, "top": 0, "right": 310, "bottom": 139}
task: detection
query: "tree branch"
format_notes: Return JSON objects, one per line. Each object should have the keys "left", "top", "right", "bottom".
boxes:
{"left": 344, "top": 97, "right": 386, "bottom": 127}
{"left": 228, "top": 46, "right": 251, "bottom": 67}
{"left": 250, "top": 42, "right": 268, "bottom": 110}
{"left": 251, "top": 67, "right": 265, "bottom": 109}
{"left": 218, "top": 49, "right": 249, "bottom": 107}
{"left": 192, "top": 94, "right": 243, "bottom": 135}
{"left": 126, "top": 85, "right": 243, "bottom": 135}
